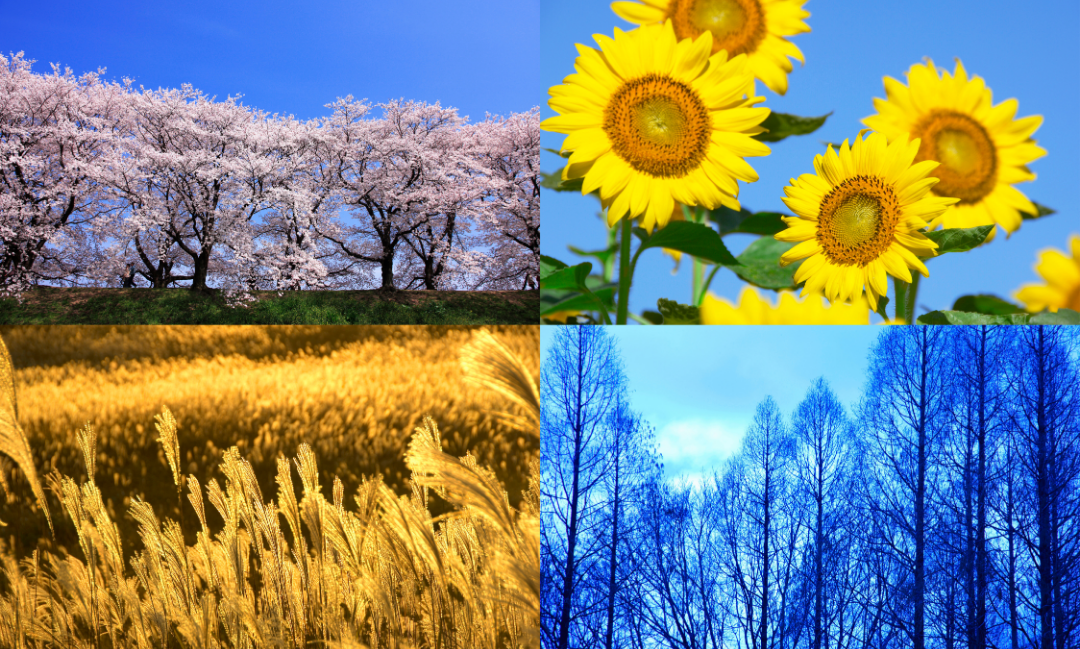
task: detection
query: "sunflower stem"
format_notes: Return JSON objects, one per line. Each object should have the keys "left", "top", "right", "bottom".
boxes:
{"left": 906, "top": 273, "right": 922, "bottom": 324}
{"left": 893, "top": 276, "right": 909, "bottom": 323}
{"left": 691, "top": 259, "right": 704, "bottom": 308}
{"left": 698, "top": 265, "right": 722, "bottom": 306}
{"left": 690, "top": 206, "right": 706, "bottom": 306}
{"left": 617, "top": 218, "right": 634, "bottom": 325}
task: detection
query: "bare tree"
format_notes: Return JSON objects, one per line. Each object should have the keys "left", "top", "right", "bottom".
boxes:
{"left": 600, "top": 399, "right": 658, "bottom": 649}
{"left": 541, "top": 326, "right": 627, "bottom": 649}
{"left": 792, "top": 378, "right": 855, "bottom": 649}
{"left": 1009, "top": 326, "right": 1080, "bottom": 649}
{"left": 742, "top": 396, "right": 796, "bottom": 649}
{"left": 860, "top": 327, "right": 951, "bottom": 649}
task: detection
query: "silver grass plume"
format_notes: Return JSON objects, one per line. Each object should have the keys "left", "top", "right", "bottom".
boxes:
{"left": 0, "top": 335, "right": 53, "bottom": 534}
{"left": 460, "top": 329, "right": 539, "bottom": 435}
{"left": 154, "top": 406, "right": 182, "bottom": 489}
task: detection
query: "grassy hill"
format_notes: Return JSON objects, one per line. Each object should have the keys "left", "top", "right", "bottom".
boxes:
{"left": 0, "top": 286, "right": 538, "bottom": 324}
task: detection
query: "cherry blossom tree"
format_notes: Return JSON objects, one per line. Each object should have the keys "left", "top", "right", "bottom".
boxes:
{"left": 466, "top": 108, "right": 540, "bottom": 289}
{"left": 102, "top": 85, "right": 285, "bottom": 291}
{"left": 0, "top": 52, "right": 128, "bottom": 296}
{"left": 316, "top": 98, "right": 482, "bottom": 289}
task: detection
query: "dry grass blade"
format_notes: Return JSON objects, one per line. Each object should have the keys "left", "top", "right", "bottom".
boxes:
{"left": 460, "top": 329, "right": 539, "bottom": 435}
{"left": 406, "top": 418, "right": 516, "bottom": 541}
{"left": 76, "top": 423, "right": 96, "bottom": 483}
{"left": 154, "top": 407, "right": 182, "bottom": 489}
{"left": 0, "top": 336, "right": 52, "bottom": 534}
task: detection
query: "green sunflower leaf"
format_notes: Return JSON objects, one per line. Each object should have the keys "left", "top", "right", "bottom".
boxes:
{"left": 1028, "top": 309, "right": 1080, "bottom": 324}
{"left": 753, "top": 111, "right": 832, "bottom": 143}
{"left": 657, "top": 298, "right": 701, "bottom": 325}
{"left": 569, "top": 244, "right": 619, "bottom": 280}
{"left": 951, "top": 294, "right": 1025, "bottom": 315}
{"left": 735, "top": 212, "right": 788, "bottom": 235}
{"left": 925, "top": 225, "right": 994, "bottom": 254}
{"left": 916, "top": 309, "right": 1080, "bottom": 325}
{"left": 709, "top": 205, "right": 754, "bottom": 235}
{"left": 727, "top": 237, "right": 803, "bottom": 290}
{"left": 541, "top": 268, "right": 615, "bottom": 324}
{"left": 543, "top": 148, "right": 572, "bottom": 159}
{"left": 1020, "top": 202, "right": 1056, "bottom": 220}
{"left": 709, "top": 206, "right": 788, "bottom": 236}
{"left": 638, "top": 221, "right": 740, "bottom": 265}
{"left": 540, "top": 287, "right": 616, "bottom": 317}
{"left": 540, "top": 169, "right": 584, "bottom": 192}
{"left": 540, "top": 262, "right": 592, "bottom": 292}
{"left": 641, "top": 310, "right": 664, "bottom": 325}
{"left": 540, "top": 255, "right": 569, "bottom": 280}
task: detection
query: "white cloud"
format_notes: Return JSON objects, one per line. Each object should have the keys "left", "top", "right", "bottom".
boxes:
{"left": 656, "top": 417, "right": 746, "bottom": 480}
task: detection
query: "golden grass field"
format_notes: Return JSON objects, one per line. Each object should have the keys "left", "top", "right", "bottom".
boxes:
{"left": 0, "top": 325, "right": 539, "bottom": 648}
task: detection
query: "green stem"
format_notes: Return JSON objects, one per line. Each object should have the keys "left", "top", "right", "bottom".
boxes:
{"left": 697, "top": 265, "right": 722, "bottom": 306}
{"left": 692, "top": 259, "right": 703, "bottom": 307}
{"left": 893, "top": 276, "right": 909, "bottom": 324}
{"left": 617, "top": 218, "right": 633, "bottom": 325}
{"left": 906, "top": 273, "right": 922, "bottom": 325}
{"left": 690, "top": 205, "right": 706, "bottom": 306}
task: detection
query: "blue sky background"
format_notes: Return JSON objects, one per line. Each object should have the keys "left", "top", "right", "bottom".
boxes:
{"left": 541, "top": 0, "right": 1079, "bottom": 323}
{"left": 1, "top": 0, "right": 538, "bottom": 122}
{"left": 541, "top": 326, "right": 882, "bottom": 482}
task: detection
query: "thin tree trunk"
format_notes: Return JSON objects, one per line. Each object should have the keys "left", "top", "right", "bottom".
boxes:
{"left": 604, "top": 459, "right": 621, "bottom": 649}
{"left": 814, "top": 483, "right": 824, "bottom": 649}
{"left": 762, "top": 468, "right": 770, "bottom": 649}
{"left": 914, "top": 331, "right": 928, "bottom": 649}
{"left": 975, "top": 330, "right": 988, "bottom": 649}
{"left": 1006, "top": 463, "right": 1019, "bottom": 649}
{"left": 556, "top": 339, "right": 587, "bottom": 649}
{"left": 1036, "top": 329, "right": 1054, "bottom": 649}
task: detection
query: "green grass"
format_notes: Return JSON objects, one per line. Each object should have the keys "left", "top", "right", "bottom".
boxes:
{"left": 0, "top": 287, "right": 539, "bottom": 324}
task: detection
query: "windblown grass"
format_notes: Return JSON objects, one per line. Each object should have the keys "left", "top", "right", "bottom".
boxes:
{"left": 0, "top": 328, "right": 539, "bottom": 648}
{"left": 0, "top": 326, "right": 537, "bottom": 555}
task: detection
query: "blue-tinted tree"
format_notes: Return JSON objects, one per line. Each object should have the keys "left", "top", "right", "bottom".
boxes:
{"left": 541, "top": 326, "right": 627, "bottom": 649}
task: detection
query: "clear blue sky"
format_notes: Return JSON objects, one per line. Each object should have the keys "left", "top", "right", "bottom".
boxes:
{"left": 1, "top": 0, "right": 538, "bottom": 122}
{"left": 542, "top": 0, "right": 1079, "bottom": 322}
{"left": 541, "top": 326, "right": 882, "bottom": 482}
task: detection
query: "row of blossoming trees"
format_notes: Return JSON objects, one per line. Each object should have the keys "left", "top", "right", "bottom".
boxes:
{"left": 0, "top": 53, "right": 540, "bottom": 297}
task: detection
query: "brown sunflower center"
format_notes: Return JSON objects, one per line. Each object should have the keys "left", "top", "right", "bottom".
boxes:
{"left": 669, "top": 0, "right": 766, "bottom": 57}
{"left": 913, "top": 110, "right": 997, "bottom": 204}
{"left": 604, "top": 74, "right": 711, "bottom": 178}
{"left": 817, "top": 175, "right": 901, "bottom": 267}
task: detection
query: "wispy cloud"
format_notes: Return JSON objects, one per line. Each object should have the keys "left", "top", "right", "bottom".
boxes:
{"left": 656, "top": 417, "right": 747, "bottom": 480}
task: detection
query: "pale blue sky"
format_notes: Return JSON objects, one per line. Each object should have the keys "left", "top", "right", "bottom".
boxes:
{"left": 542, "top": 0, "right": 1079, "bottom": 322}
{"left": 541, "top": 326, "right": 882, "bottom": 481}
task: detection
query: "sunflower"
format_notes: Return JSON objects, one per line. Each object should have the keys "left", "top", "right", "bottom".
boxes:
{"left": 611, "top": 0, "right": 810, "bottom": 95}
{"left": 775, "top": 131, "right": 958, "bottom": 310}
{"left": 862, "top": 59, "right": 1045, "bottom": 239}
{"left": 701, "top": 286, "right": 870, "bottom": 324}
{"left": 542, "top": 22, "right": 771, "bottom": 231}
{"left": 1014, "top": 234, "right": 1080, "bottom": 313}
